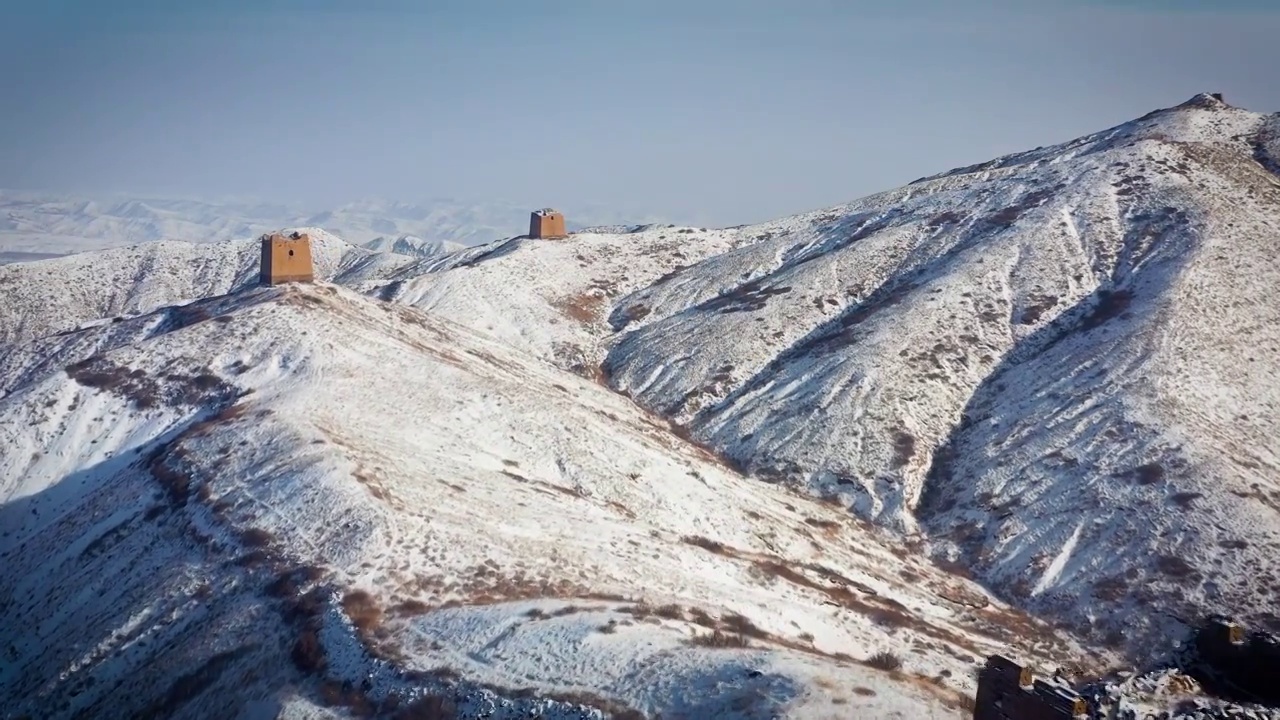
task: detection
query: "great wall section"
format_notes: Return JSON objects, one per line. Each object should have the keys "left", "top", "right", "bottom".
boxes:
{"left": 973, "top": 617, "right": 1280, "bottom": 719}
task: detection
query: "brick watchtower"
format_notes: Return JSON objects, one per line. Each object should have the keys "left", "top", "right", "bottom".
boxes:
{"left": 259, "top": 231, "right": 315, "bottom": 285}
{"left": 528, "top": 208, "right": 567, "bottom": 239}
{"left": 973, "top": 655, "right": 1088, "bottom": 719}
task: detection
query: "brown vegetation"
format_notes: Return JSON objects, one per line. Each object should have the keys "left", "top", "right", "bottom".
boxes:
{"left": 1081, "top": 288, "right": 1135, "bottom": 330}
{"left": 342, "top": 590, "right": 384, "bottom": 636}
{"left": 554, "top": 292, "right": 607, "bottom": 324}
{"left": 67, "top": 358, "right": 162, "bottom": 409}
{"left": 867, "top": 651, "right": 903, "bottom": 672}
{"left": 292, "top": 628, "right": 327, "bottom": 672}
{"left": 1155, "top": 554, "right": 1201, "bottom": 581}
{"left": 681, "top": 535, "right": 729, "bottom": 555}
{"left": 689, "top": 629, "right": 751, "bottom": 648}
{"left": 393, "top": 696, "right": 457, "bottom": 720}
{"left": 892, "top": 430, "right": 916, "bottom": 469}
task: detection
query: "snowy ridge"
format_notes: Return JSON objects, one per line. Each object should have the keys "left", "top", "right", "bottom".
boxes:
{"left": 360, "top": 234, "right": 466, "bottom": 260}
{"left": 0, "top": 284, "right": 1097, "bottom": 718}
{"left": 0, "top": 228, "right": 417, "bottom": 350}
{"left": 382, "top": 226, "right": 757, "bottom": 376}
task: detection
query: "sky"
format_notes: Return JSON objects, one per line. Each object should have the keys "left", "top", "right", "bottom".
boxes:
{"left": 1, "top": 0, "right": 1277, "bottom": 227}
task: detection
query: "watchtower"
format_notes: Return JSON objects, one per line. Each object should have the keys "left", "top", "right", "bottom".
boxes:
{"left": 259, "top": 231, "right": 315, "bottom": 286}
{"left": 973, "top": 655, "right": 1088, "bottom": 720}
{"left": 529, "top": 208, "right": 567, "bottom": 239}
{"left": 1192, "top": 616, "right": 1280, "bottom": 704}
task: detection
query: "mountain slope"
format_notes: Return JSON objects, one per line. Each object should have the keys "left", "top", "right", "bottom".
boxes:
{"left": 379, "top": 94, "right": 1280, "bottom": 655}
{"left": 383, "top": 225, "right": 753, "bottom": 376}
{"left": 0, "top": 284, "right": 1094, "bottom": 719}
{"left": 4, "top": 93, "right": 1276, "bottom": 714}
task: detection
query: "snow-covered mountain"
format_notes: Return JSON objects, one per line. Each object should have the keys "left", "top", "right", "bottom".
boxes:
{"left": 0, "top": 228, "right": 418, "bottom": 350}
{"left": 3, "top": 92, "right": 1278, "bottom": 718}
{"left": 361, "top": 234, "right": 466, "bottom": 259}
{"left": 0, "top": 193, "right": 656, "bottom": 258}
{"left": 379, "top": 94, "right": 1280, "bottom": 655}
{"left": 0, "top": 283, "right": 1093, "bottom": 719}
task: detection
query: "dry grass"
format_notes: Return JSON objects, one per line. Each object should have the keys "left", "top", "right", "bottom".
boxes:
{"left": 292, "top": 627, "right": 327, "bottom": 672}
{"left": 618, "top": 303, "right": 651, "bottom": 326}
{"left": 934, "top": 582, "right": 990, "bottom": 609}
{"left": 1081, "top": 288, "right": 1135, "bottom": 330}
{"left": 393, "top": 696, "right": 457, "bottom": 719}
{"left": 1091, "top": 574, "right": 1131, "bottom": 602}
{"left": 677, "top": 533, "right": 987, "bottom": 653}
{"left": 681, "top": 535, "right": 730, "bottom": 555}
{"left": 892, "top": 431, "right": 917, "bottom": 469}
{"left": 390, "top": 599, "right": 431, "bottom": 616}
{"left": 1155, "top": 554, "right": 1202, "bottom": 581}
{"left": 554, "top": 292, "right": 607, "bottom": 324}
{"left": 66, "top": 358, "right": 162, "bottom": 409}
{"left": 342, "top": 590, "right": 384, "bottom": 636}
{"left": 867, "top": 651, "right": 903, "bottom": 672}
{"left": 689, "top": 629, "right": 751, "bottom": 648}
{"left": 240, "top": 528, "right": 274, "bottom": 548}
{"left": 147, "top": 444, "right": 193, "bottom": 505}
{"left": 654, "top": 604, "right": 686, "bottom": 620}
{"left": 536, "top": 691, "right": 646, "bottom": 720}
{"left": 803, "top": 516, "right": 841, "bottom": 533}
{"left": 186, "top": 403, "right": 250, "bottom": 437}
{"left": 266, "top": 566, "right": 325, "bottom": 599}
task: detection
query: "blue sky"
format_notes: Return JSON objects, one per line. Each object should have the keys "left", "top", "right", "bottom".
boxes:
{"left": 1, "top": 0, "right": 1276, "bottom": 226}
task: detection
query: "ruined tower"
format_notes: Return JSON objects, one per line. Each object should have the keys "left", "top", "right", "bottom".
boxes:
{"left": 528, "top": 208, "right": 567, "bottom": 239}
{"left": 259, "top": 231, "right": 315, "bottom": 285}
{"left": 973, "top": 655, "right": 1088, "bottom": 719}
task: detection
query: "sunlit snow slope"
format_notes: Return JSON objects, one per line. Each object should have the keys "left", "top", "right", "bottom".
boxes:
{"left": 384, "top": 94, "right": 1280, "bottom": 654}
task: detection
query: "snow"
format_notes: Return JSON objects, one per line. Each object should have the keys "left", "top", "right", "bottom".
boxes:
{"left": 0, "top": 283, "right": 1093, "bottom": 717}
{"left": 372, "top": 94, "right": 1280, "bottom": 656}
{"left": 2, "top": 92, "right": 1278, "bottom": 717}
{"left": 1030, "top": 521, "right": 1083, "bottom": 598}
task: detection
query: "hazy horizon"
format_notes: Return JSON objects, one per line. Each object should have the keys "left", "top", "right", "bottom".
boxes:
{"left": 2, "top": 0, "right": 1277, "bottom": 227}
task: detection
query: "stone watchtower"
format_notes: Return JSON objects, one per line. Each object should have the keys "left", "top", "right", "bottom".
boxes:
{"left": 974, "top": 655, "right": 1088, "bottom": 719}
{"left": 259, "top": 231, "right": 315, "bottom": 286}
{"left": 528, "top": 208, "right": 567, "bottom": 239}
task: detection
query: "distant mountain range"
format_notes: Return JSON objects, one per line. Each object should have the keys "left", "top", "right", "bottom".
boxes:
{"left": 0, "top": 192, "right": 663, "bottom": 258}
{"left": 360, "top": 234, "right": 466, "bottom": 258}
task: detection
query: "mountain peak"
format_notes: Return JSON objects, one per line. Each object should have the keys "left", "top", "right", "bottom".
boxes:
{"left": 1177, "top": 92, "right": 1230, "bottom": 110}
